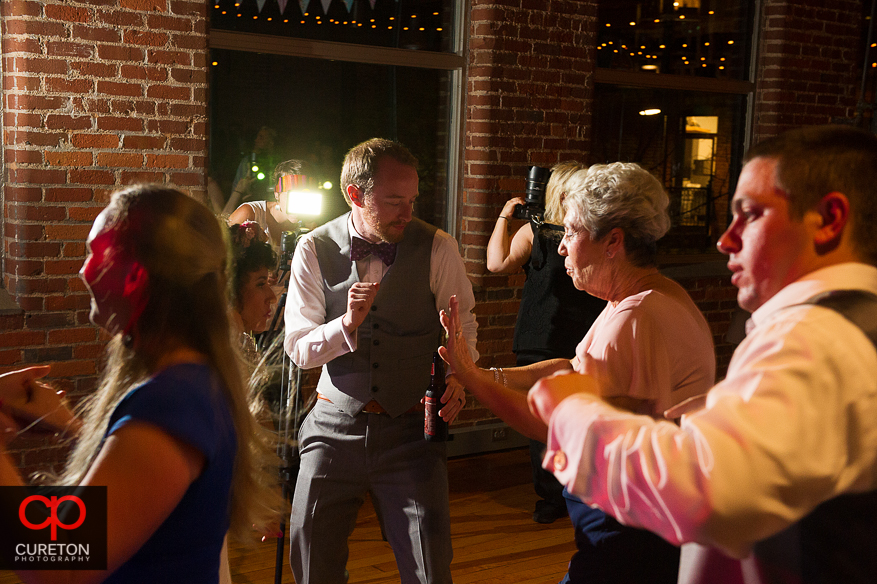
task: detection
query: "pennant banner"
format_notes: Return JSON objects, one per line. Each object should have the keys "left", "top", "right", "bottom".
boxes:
{"left": 321, "top": 0, "right": 331, "bottom": 13}
{"left": 343, "top": 0, "right": 354, "bottom": 10}
{"left": 278, "top": 0, "right": 288, "bottom": 14}
{"left": 299, "top": 0, "right": 310, "bottom": 13}
{"left": 256, "top": 0, "right": 267, "bottom": 12}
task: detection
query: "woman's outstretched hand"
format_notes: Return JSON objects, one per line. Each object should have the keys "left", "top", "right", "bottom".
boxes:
{"left": 438, "top": 295, "right": 479, "bottom": 387}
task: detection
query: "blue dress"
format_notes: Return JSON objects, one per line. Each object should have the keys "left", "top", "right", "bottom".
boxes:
{"left": 103, "top": 363, "right": 237, "bottom": 584}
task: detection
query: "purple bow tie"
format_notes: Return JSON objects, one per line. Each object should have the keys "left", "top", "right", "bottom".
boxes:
{"left": 350, "top": 237, "right": 397, "bottom": 266}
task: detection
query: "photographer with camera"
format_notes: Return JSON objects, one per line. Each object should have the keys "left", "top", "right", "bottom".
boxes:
{"left": 227, "top": 159, "right": 314, "bottom": 249}
{"left": 487, "top": 162, "right": 607, "bottom": 525}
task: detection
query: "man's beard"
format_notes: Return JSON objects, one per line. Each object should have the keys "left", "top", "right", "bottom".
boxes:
{"left": 362, "top": 204, "right": 407, "bottom": 243}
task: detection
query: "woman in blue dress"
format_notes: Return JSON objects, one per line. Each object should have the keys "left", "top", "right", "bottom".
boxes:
{"left": 0, "top": 185, "right": 282, "bottom": 583}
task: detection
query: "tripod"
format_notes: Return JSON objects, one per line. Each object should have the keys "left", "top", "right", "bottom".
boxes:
{"left": 256, "top": 226, "right": 310, "bottom": 584}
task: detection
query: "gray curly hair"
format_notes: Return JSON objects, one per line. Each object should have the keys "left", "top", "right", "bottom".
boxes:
{"left": 562, "top": 162, "right": 670, "bottom": 267}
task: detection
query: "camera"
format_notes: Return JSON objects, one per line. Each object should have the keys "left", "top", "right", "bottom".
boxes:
{"left": 279, "top": 228, "right": 308, "bottom": 272}
{"left": 513, "top": 165, "right": 552, "bottom": 221}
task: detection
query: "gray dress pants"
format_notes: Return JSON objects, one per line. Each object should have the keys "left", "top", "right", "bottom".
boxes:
{"left": 289, "top": 398, "right": 453, "bottom": 584}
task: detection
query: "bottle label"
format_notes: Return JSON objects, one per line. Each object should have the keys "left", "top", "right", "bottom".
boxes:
{"left": 424, "top": 396, "right": 441, "bottom": 436}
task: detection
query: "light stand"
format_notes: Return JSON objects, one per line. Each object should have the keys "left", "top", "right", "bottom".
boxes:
{"left": 257, "top": 225, "right": 310, "bottom": 584}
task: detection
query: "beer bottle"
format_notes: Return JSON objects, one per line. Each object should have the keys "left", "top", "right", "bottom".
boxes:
{"left": 424, "top": 351, "right": 448, "bottom": 442}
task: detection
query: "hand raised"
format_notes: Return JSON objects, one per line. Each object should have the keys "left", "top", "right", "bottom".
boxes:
{"left": 341, "top": 282, "right": 379, "bottom": 333}
{"left": 438, "top": 295, "right": 478, "bottom": 386}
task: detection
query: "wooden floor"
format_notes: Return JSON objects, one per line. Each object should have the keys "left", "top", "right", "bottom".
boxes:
{"left": 1, "top": 448, "right": 576, "bottom": 584}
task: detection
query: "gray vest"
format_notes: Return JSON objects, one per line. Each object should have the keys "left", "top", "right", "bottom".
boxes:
{"left": 312, "top": 214, "right": 443, "bottom": 417}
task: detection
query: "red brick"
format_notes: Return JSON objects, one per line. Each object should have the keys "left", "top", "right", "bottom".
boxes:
{"left": 46, "top": 77, "right": 95, "bottom": 94}
{"left": 45, "top": 259, "right": 84, "bottom": 276}
{"left": 0, "top": 349, "right": 24, "bottom": 366}
{"left": 46, "top": 41, "right": 95, "bottom": 59}
{"left": 4, "top": 37, "right": 42, "bottom": 54}
{"left": 73, "top": 343, "right": 105, "bottom": 360}
{"left": 2, "top": 0, "right": 43, "bottom": 17}
{"left": 120, "top": 64, "right": 169, "bottom": 82}
{"left": 171, "top": 67, "right": 206, "bottom": 84}
{"left": 124, "top": 30, "right": 169, "bottom": 46}
{"left": 8, "top": 167, "right": 66, "bottom": 185}
{"left": 6, "top": 258, "right": 43, "bottom": 277}
{"left": 45, "top": 115, "right": 93, "bottom": 130}
{"left": 147, "top": 13, "right": 193, "bottom": 32}
{"left": 7, "top": 241, "right": 61, "bottom": 258}
{"left": 6, "top": 93, "right": 68, "bottom": 111}
{"left": 96, "top": 152, "right": 143, "bottom": 167}
{"left": 146, "top": 84, "right": 190, "bottom": 100}
{"left": 45, "top": 152, "right": 94, "bottom": 167}
{"left": 147, "top": 49, "right": 191, "bottom": 66}
{"left": 145, "top": 153, "right": 188, "bottom": 169}
{"left": 96, "top": 45, "right": 145, "bottom": 62}
{"left": 45, "top": 224, "right": 92, "bottom": 241}
{"left": 4, "top": 149, "right": 43, "bottom": 164}
{"left": 96, "top": 8, "right": 144, "bottom": 27}
{"left": 122, "top": 0, "right": 167, "bottom": 10}
{"left": 45, "top": 4, "right": 92, "bottom": 22}
{"left": 7, "top": 204, "right": 66, "bottom": 222}
{"left": 4, "top": 19, "right": 67, "bottom": 37}
{"left": 69, "top": 169, "right": 115, "bottom": 185}
{"left": 9, "top": 56, "right": 69, "bottom": 75}
{"left": 4, "top": 75, "right": 41, "bottom": 91}
{"left": 46, "top": 294, "right": 94, "bottom": 312}
{"left": 121, "top": 171, "right": 163, "bottom": 184}
{"left": 96, "top": 116, "right": 143, "bottom": 131}
{"left": 71, "top": 61, "right": 117, "bottom": 78}
{"left": 122, "top": 135, "right": 166, "bottom": 150}
{"left": 170, "top": 0, "right": 204, "bottom": 17}
{"left": 72, "top": 24, "right": 122, "bottom": 43}
{"left": 63, "top": 242, "right": 87, "bottom": 257}
{"left": 0, "top": 330, "right": 46, "bottom": 348}
{"left": 71, "top": 133, "right": 119, "bottom": 149}
{"left": 45, "top": 188, "right": 95, "bottom": 203}
{"left": 48, "top": 360, "right": 96, "bottom": 378}
{"left": 67, "top": 207, "right": 102, "bottom": 222}
{"left": 97, "top": 80, "right": 144, "bottom": 97}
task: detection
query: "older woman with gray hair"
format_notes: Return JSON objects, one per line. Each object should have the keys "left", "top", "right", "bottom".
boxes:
{"left": 442, "top": 162, "right": 715, "bottom": 583}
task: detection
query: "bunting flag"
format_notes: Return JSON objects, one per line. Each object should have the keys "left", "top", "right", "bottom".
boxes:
{"left": 343, "top": 0, "right": 354, "bottom": 10}
{"left": 299, "top": 0, "right": 310, "bottom": 13}
{"left": 256, "top": 0, "right": 267, "bottom": 12}
{"left": 369, "top": 0, "right": 376, "bottom": 8}
{"left": 278, "top": 0, "right": 288, "bottom": 14}
{"left": 320, "top": 0, "right": 331, "bottom": 13}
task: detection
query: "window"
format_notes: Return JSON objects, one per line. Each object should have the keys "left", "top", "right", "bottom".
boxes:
{"left": 208, "top": 0, "right": 465, "bottom": 233}
{"left": 592, "top": 0, "right": 757, "bottom": 254}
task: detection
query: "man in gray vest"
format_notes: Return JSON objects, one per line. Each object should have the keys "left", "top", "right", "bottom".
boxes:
{"left": 284, "top": 138, "right": 478, "bottom": 584}
{"left": 528, "top": 124, "right": 877, "bottom": 583}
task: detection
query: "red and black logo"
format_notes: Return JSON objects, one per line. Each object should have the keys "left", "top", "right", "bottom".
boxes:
{"left": 1, "top": 486, "right": 107, "bottom": 570}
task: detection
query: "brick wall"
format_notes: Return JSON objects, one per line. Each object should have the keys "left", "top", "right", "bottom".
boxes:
{"left": 1, "top": 0, "right": 208, "bottom": 473}
{"left": 753, "top": 0, "right": 863, "bottom": 141}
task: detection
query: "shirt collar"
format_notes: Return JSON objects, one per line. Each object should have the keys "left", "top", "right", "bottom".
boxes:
{"left": 750, "top": 262, "right": 877, "bottom": 327}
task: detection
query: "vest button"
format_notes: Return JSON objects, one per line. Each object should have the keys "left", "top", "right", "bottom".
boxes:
{"left": 372, "top": 362, "right": 379, "bottom": 369}
{"left": 373, "top": 339, "right": 380, "bottom": 346}
{"left": 373, "top": 323, "right": 379, "bottom": 329}
{"left": 371, "top": 386, "right": 379, "bottom": 392}
{"left": 370, "top": 305, "right": 378, "bottom": 311}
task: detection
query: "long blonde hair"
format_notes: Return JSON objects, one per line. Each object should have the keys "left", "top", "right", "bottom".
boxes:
{"left": 62, "top": 184, "right": 282, "bottom": 539}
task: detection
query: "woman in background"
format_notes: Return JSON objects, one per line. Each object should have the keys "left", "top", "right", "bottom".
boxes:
{"left": 486, "top": 161, "right": 606, "bottom": 524}
{"left": 444, "top": 163, "right": 715, "bottom": 584}
{"left": 228, "top": 221, "right": 279, "bottom": 360}
{"left": 0, "top": 185, "right": 282, "bottom": 583}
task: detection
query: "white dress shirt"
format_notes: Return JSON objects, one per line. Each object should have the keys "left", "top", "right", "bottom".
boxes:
{"left": 543, "top": 262, "right": 877, "bottom": 563}
{"left": 284, "top": 215, "right": 478, "bottom": 369}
